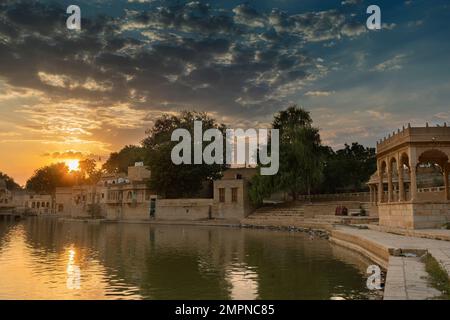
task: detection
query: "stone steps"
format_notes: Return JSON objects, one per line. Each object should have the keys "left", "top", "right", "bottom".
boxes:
{"left": 253, "top": 206, "right": 305, "bottom": 216}
{"left": 246, "top": 215, "right": 305, "bottom": 221}
{"left": 251, "top": 212, "right": 304, "bottom": 217}
{"left": 240, "top": 217, "right": 335, "bottom": 232}
{"left": 248, "top": 212, "right": 379, "bottom": 227}
{"left": 313, "top": 214, "right": 379, "bottom": 223}
{"left": 256, "top": 207, "right": 305, "bottom": 210}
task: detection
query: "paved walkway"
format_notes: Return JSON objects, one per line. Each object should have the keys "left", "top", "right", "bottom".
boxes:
{"left": 369, "top": 225, "right": 450, "bottom": 242}
{"left": 384, "top": 256, "right": 441, "bottom": 300}
{"left": 331, "top": 226, "right": 450, "bottom": 300}
{"left": 334, "top": 226, "right": 450, "bottom": 252}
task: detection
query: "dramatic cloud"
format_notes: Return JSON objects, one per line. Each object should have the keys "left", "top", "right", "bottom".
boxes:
{"left": 341, "top": 0, "right": 363, "bottom": 5}
{"left": 1, "top": 0, "right": 449, "bottom": 184}
{"left": 371, "top": 54, "right": 407, "bottom": 72}
{"left": 304, "top": 91, "right": 334, "bottom": 97}
{"left": 42, "top": 150, "right": 99, "bottom": 160}
{"left": 0, "top": 0, "right": 372, "bottom": 120}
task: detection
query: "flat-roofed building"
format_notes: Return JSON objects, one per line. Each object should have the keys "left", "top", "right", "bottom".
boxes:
{"left": 55, "top": 187, "right": 73, "bottom": 217}
{"left": 55, "top": 163, "right": 156, "bottom": 221}
{"left": 23, "top": 193, "right": 54, "bottom": 215}
{"left": 212, "top": 168, "right": 256, "bottom": 220}
{"left": 0, "top": 179, "right": 13, "bottom": 210}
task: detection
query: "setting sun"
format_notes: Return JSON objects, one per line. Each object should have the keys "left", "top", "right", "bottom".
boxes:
{"left": 65, "top": 159, "right": 80, "bottom": 171}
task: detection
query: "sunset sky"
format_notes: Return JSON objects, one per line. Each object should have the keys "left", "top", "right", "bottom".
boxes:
{"left": 0, "top": 0, "right": 449, "bottom": 185}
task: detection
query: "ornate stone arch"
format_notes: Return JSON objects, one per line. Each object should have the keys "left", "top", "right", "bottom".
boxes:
{"left": 418, "top": 149, "right": 449, "bottom": 169}
{"left": 400, "top": 152, "right": 409, "bottom": 168}
{"left": 379, "top": 160, "right": 387, "bottom": 174}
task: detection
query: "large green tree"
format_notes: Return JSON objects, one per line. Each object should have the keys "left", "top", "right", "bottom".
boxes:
{"left": 142, "top": 111, "right": 227, "bottom": 198}
{"left": 250, "top": 106, "right": 324, "bottom": 204}
{"left": 78, "top": 158, "right": 103, "bottom": 184}
{"left": 26, "top": 163, "right": 74, "bottom": 194}
{"left": 277, "top": 125, "right": 324, "bottom": 199}
{"left": 0, "top": 172, "right": 21, "bottom": 190}
{"left": 103, "top": 145, "right": 146, "bottom": 174}
{"left": 320, "top": 143, "right": 376, "bottom": 193}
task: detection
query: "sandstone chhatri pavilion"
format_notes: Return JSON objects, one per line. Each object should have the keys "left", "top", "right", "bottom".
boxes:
{"left": 368, "top": 124, "right": 450, "bottom": 229}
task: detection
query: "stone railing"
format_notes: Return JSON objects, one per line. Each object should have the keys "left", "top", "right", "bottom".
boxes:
{"left": 418, "top": 186, "right": 445, "bottom": 193}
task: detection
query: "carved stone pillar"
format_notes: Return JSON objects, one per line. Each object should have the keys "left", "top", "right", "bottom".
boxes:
{"left": 398, "top": 163, "right": 405, "bottom": 201}
{"left": 387, "top": 167, "right": 393, "bottom": 203}
{"left": 410, "top": 162, "right": 418, "bottom": 202}
{"left": 444, "top": 165, "right": 449, "bottom": 201}
{"left": 378, "top": 176, "right": 383, "bottom": 204}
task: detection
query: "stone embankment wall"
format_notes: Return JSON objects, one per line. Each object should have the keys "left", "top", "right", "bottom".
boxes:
{"left": 379, "top": 202, "right": 450, "bottom": 229}
{"left": 155, "top": 199, "right": 213, "bottom": 220}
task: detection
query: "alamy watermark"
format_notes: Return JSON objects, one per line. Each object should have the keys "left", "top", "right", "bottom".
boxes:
{"left": 171, "top": 121, "right": 280, "bottom": 176}
{"left": 366, "top": 5, "right": 381, "bottom": 30}
{"left": 66, "top": 5, "right": 382, "bottom": 31}
{"left": 366, "top": 265, "right": 382, "bottom": 290}
{"left": 66, "top": 5, "right": 81, "bottom": 30}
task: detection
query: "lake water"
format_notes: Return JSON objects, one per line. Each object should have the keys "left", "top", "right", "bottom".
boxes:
{"left": 0, "top": 218, "right": 381, "bottom": 300}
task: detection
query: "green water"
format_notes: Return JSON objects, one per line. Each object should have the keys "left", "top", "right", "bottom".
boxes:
{"left": 0, "top": 218, "right": 381, "bottom": 300}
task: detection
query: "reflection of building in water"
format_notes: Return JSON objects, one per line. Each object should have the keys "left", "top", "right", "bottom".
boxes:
{"left": 0, "top": 221, "right": 142, "bottom": 299}
{"left": 6, "top": 218, "right": 378, "bottom": 300}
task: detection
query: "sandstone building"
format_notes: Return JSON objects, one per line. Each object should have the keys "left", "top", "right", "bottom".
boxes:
{"left": 55, "top": 164, "right": 255, "bottom": 222}
{"left": 367, "top": 124, "right": 450, "bottom": 229}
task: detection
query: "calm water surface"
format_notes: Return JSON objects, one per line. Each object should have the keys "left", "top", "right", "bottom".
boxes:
{"left": 0, "top": 218, "right": 381, "bottom": 300}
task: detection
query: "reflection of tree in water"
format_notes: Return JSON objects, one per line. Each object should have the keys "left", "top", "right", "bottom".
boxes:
{"left": 21, "top": 218, "right": 103, "bottom": 265}
{"left": 98, "top": 225, "right": 233, "bottom": 299}
{"left": 8, "top": 219, "right": 379, "bottom": 300}
{"left": 21, "top": 220, "right": 233, "bottom": 299}
{"left": 241, "top": 230, "right": 377, "bottom": 300}
{"left": 0, "top": 221, "right": 17, "bottom": 253}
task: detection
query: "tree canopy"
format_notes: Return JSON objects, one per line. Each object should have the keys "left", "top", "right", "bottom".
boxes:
{"left": 142, "top": 111, "right": 227, "bottom": 198}
{"left": 249, "top": 106, "right": 376, "bottom": 205}
{"left": 0, "top": 172, "right": 21, "bottom": 190}
{"left": 320, "top": 142, "right": 376, "bottom": 193}
{"left": 26, "top": 163, "right": 74, "bottom": 194}
{"left": 250, "top": 105, "right": 324, "bottom": 204}
{"left": 20, "top": 107, "right": 376, "bottom": 201}
{"left": 273, "top": 105, "right": 313, "bottom": 134}
{"left": 26, "top": 159, "right": 103, "bottom": 194}
{"left": 103, "top": 145, "right": 146, "bottom": 174}
{"left": 78, "top": 158, "right": 103, "bottom": 185}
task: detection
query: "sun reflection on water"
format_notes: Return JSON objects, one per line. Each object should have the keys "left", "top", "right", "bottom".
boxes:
{"left": 0, "top": 224, "right": 142, "bottom": 299}
{"left": 66, "top": 247, "right": 81, "bottom": 290}
{"left": 226, "top": 263, "right": 259, "bottom": 300}
{"left": 0, "top": 220, "right": 381, "bottom": 300}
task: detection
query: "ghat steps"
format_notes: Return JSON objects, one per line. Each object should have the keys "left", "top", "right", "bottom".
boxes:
{"left": 246, "top": 202, "right": 378, "bottom": 226}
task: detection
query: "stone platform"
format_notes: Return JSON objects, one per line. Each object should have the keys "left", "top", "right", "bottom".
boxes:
{"left": 384, "top": 256, "right": 441, "bottom": 300}
{"left": 330, "top": 226, "right": 450, "bottom": 300}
